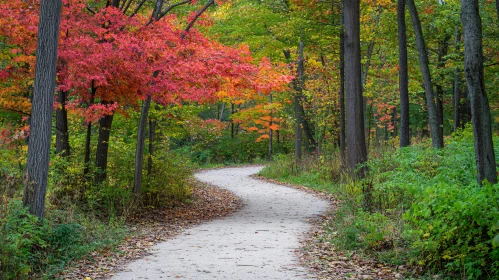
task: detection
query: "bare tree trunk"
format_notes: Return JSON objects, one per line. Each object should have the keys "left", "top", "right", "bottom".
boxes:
{"left": 84, "top": 122, "right": 92, "bottom": 175}
{"left": 269, "top": 94, "right": 273, "bottom": 160}
{"left": 231, "top": 103, "right": 235, "bottom": 138}
{"left": 461, "top": 0, "right": 497, "bottom": 185}
{"left": 294, "top": 42, "right": 305, "bottom": 163}
{"left": 95, "top": 112, "right": 114, "bottom": 184}
{"left": 147, "top": 118, "right": 155, "bottom": 175}
{"left": 435, "top": 35, "right": 450, "bottom": 145}
{"left": 23, "top": 0, "right": 62, "bottom": 219}
{"left": 453, "top": 28, "right": 462, "bottom": 132}
{"left": 84, "top": 85, "right": 96, "bottom": 176}
{"left": 55, "top": 90, "right": 70, "bottom": 156}
{"left": 219, "top": 102, "right": 225, "bottom": 121}
{"left": 453, "top": 68, "right": 462, "bottom": 132}
{"left": 299, "top": 102, "right": 316, "bottom": 150}
{"left": 344, "top": 0, "right": 367, "bottom": 177}
{"left": 339, "top": 0, "right": 346, "bottom": 164}
{"left": 392, "top": 106, "right": 397, "bottom": 137}
{"left": 133, "top": 96, "right": 151, "bottom": 198}
{"left": 407, "top": 0, "right": 443, "bottom": 148}
{"left": 398, "top": 0, "right": 410, "bottom": 147}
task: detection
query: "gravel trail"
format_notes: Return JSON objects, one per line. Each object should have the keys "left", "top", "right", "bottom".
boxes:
{"left": 111, "top": 166, "right": 329, "bottom": 280}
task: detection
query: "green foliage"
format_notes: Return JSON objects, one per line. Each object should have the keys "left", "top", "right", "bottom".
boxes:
{"left": 404, "top": 182, "right": 499, "bottom": 278}
{"left": 261, "top": 127, "right": 499, "bottom": 279}
{"left": 175, "top": 132, "right": 291, "bottom": 166}
{"left": 142, "top": 154, "right": 192, "bottom": 207}
{"left": 0, "top": 200, "right": 127, "bottom": 279}
{"left": 0, "top": 200, "right": 47, "bottom": 279}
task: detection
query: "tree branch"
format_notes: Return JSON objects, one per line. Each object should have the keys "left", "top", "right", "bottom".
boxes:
{"left": 181, "top": 0, "right": 215, "bottom": 38}
{"left": 159, "top": 0, "right": 191, "bottom": 21}
{"left": 129, "top": 0, "right": 147, "bottom": 18}
{"left": 86, "top": 5, "right": 96, "bottom": 14}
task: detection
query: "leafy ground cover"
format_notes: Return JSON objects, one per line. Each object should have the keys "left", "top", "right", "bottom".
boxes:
{"left": 260, "top": 127, "right": 499, "bottom": 280}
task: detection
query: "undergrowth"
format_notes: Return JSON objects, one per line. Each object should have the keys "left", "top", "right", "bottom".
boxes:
{"left": 260, "top": 126, "right": 499, "bottom": 279}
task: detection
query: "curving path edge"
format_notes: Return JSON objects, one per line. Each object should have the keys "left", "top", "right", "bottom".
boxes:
{"left": 111, "top": 166, "right": 329, "bottom": 279}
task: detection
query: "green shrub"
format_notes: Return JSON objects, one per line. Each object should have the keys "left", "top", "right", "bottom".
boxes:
{"left": 0, "top": 200, "right": 48, "bottom": 279}
{"left": 142, "top": 153, "right": 192, "bottom": 207}
{"left": 261, "top": 126, "right": 499, "bottom": 279}
{"left": 403, "top": 182, "right": 499, "bottom": 278}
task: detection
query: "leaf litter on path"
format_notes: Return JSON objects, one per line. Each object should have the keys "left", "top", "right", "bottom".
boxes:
{"left": 58, "top": 180, "right": 242, "bottom": 280}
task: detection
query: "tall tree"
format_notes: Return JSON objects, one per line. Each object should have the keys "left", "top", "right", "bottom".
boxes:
{"left": 344, "top": 0, "right": 367, "bottom": 176}
{"left": 339, "top": 0, "right": 346, "bottom": 165}
{"left": 461, "top": 0, "right": 497, "bottom": 185}
{"left": 95, "top": 112, "right": 113, "bottom": 184}
{"left": 398, "top": 0, "right": 410, "bottom": 147}
{"left": 55, "top": 90, "right": 70, "bottom": 157}
{"left": 407, "top": 0, "right": 443, "bottom": 148}
{"left": 23, "top": 0, "right": 62, "bottom": 219}
{"left": 294, "top": 41, "right": 305, "bottom": 163}
{"left": 453, "top": 28, "right": 462, "bottom": 132}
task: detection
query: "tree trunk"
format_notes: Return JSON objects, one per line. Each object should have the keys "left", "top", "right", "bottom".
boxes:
{"left": 339, "top": 0, "right": 346, "bottom": 164}
{"left": 398, "top": 0, "right": 410, "bottom": 147}
{"left": 84, "top": 122, "right": 92, "bottom": 175}
{"left": 147, "top": 118, "right": 155, "bottom": 175}
{"left": 436, "top": 85, "right": 444, "bottom": 141}
{"left": 435, "top": 35, "right": 450, "bottom": 145}
{"left": 231, "top": 103, "right": 235, "bottom": 138}
{"left": 453, "top": 68, "right": 461, "bottom": 132}
{"left": 344, "top": 0, "right": 367, "bottom": 177}
{"left": 133, "top": 96, "right": 151, "bottom": 198}
{"left": 84, "top": 86, "right": 96, "bottom": 176}
{"left": 453, "top": 28, "right": 462, "bottom": 132}
{"left": 294, "top": 42, "right": 305, "bottom": 163}
{"left": 269, "top": 94, "right": 273, "bottom": 160}
{"left": 461, "top": 0, "right": 497, "bottom": 185}
{"left": 55, "top": 90, "right": 70, "bottom": 156}
{"left": 407, "top": 0, "right": 443, "bottom": 148}
{"left": 95, "top": 112, "right": 114, "bottom": 184}
{"left": 23, "top": 0, "right": 62, "bottom": 219}
{"left": 392, "top": 106, "right": 397, "bottom": 138}
{"left": 299, "top": 102, "right": 316, "bottom": 151}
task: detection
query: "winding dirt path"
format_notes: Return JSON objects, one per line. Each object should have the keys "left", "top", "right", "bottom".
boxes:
{"left": 111, "top": 166, "right": 329, "bottom": 279}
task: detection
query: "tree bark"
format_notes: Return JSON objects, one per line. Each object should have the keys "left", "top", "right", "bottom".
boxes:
{"left": 294, "top": 41, "right": 305, "bottom": 163}
{"left": 461, "top": 0, "right": 497, "bottom": 185}
{"left": 398, "top": 0, "right": 410, "bottom": 147}
{"left": 133, "top": 96, "right": 151, "bottom": 198}
{"left": 55, "top": 90, "right": 70, "bottom": 157}
{"left": 231, "top": 103, "right": 235, "bottom": 138}
{"left": 344, "top": 0, "right": 367, "bottom": 177}
{"left": 407, "top": 0, "right": 443, "bottom": 148}
{"left": 84, "top": 85, "right": 96, "bottom": 176}
{"left": 83, "top": 122, "right": 92, "bottom": 175}
{"left": 23, "top": 0, "right": 62, "bottom": 219}
{"left": 299, "top": 102, "right": 316, "bottom": 150}
{"left": 453, "top": 28, "right": 462, "bottom": 132}
{"left": 435, "top": 35, "right": 450, "bottom": 145}
{"left": 453, "top": 67, "right": 462, "bottom": 132}
{"left": 269, "top": 93, "right": 273, "bottom": 160}
{"left": 339, "top": 0, "right": 346, "bottom": 164}
{"left": 147, "top": 118, "right": 155, "bottom": 175}
{"left": 95, "top": 112, "right": 114, "bottom": 184}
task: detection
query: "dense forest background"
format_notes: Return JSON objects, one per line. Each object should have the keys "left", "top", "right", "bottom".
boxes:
{"left": 1, "top": 0, "right": 499, "bottom": 279}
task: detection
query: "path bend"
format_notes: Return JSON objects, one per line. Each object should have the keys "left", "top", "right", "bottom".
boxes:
{"left": 111, "top": 166, "right": 329, "bottom": 279}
